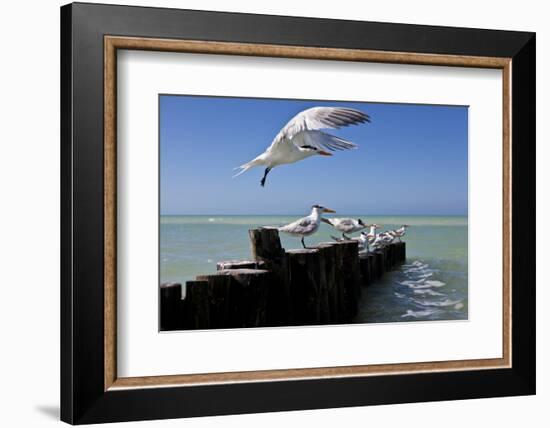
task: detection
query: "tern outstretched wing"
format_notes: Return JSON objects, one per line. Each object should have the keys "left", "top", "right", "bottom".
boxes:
{"left": 267, "top": 107, "right": 370, "bottom": 152}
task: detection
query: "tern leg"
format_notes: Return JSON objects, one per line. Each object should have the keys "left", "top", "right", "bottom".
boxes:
{"left": 343, "top": 233, "right": 351, "bottom": 240}
{"left": 260, "top": 167, "right": 272, "bottom": 187}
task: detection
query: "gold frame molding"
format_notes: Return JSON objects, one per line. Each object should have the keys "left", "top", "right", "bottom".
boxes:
{"left": 104, "top": 36, "right": 512, "bottom": 391}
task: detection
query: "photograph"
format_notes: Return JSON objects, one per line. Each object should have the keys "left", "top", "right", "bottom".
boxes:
{"left": 159, "top": 95, "right": 468, "bottom": 330}
{"left": 54, "top": 1, "right": 537, "bottom": 424}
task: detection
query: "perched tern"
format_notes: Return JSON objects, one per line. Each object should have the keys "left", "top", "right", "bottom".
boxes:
{"left": 372, "top": 231, "right": 394, "bottom": 249}
{"left": 389, "top": 225, "right": 410, "bottom": 242}
{"left": 278, "top": 205, "right": 336, "bottom": 249}
{"left": 322, "top": 217, "right": 367, "bottom": 239}
{"left": 366, "top": 224, "right": 382, "bottom": 241}
{"left": 358, "top": 231, "right": 372, "bottom": 253}
{"left": 234, "top": 106, "right": 370, "bottom": 186}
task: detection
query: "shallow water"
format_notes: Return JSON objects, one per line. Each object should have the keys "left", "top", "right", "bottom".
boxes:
{"left": 160, "top": 215, "right": 468, "bottom": 323}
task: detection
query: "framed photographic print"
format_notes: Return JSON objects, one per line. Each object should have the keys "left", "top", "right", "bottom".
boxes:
{"left": 61, "top": 2, "right": 535, "bottom": 424}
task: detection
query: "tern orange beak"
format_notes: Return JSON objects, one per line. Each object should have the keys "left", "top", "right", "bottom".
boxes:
{"left": 318, "top": 151, "right": 333, "bottom": 156}
{"left": 323, "top": 208, "right": 336, "bottom": 213}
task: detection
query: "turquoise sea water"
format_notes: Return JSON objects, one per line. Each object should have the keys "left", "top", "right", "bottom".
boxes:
{"left": 160, "top": 215, "right": 468, "bottom": 323}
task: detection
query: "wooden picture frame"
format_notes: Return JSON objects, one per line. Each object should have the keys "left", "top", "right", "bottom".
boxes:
{"left": 61, "top": 2, "right": 535, "bottom": 424}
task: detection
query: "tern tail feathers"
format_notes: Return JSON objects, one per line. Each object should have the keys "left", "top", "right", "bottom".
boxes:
{"left": 232, "top": 156, "right": 264, "bottom": 178}
{"left": 321, "top": 218, "right": 334, "bottom": 226}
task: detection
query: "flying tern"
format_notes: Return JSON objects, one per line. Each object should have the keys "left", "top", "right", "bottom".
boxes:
{"left": 234, "top": 106, "right": 370, "bottom": 186}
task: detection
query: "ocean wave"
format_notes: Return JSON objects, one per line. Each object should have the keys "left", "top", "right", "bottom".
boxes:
{"left": 401, "top": 281, "right": 446, "bottom": 290}
{"left": 412, "top": 298, "right": 462, "bottom": 307}
{"left": 413, "top": 289, "right": 445, "bottom": 296}
{"left": 424, "top": 280, "right": 446, "bottom": 287}
{"left": 402, "top": 309, "right": 444, "bottom": 318}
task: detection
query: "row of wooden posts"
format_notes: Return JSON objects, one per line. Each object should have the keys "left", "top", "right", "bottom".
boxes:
{"left": 160, "top": 228, "right": 406, "bottom": 331}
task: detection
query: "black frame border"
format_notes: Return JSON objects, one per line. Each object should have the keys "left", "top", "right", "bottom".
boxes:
{"left": 61, "top": 2, "right": 535, "bottom": 424}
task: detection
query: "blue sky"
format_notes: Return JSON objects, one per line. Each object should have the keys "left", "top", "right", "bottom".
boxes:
{"left": 160, "top": 95, "right": 468, "bottom": 215}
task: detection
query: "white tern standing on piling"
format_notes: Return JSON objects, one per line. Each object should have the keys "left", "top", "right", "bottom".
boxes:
{"left": 358, "top": 231, "right": 371, "bottom": 253}
{"left": 372, "top": 231, "right": 395, "bottom": 249}
{"left": 322, "top": 217, "right": 368, "bottom": 239}
{"left": 389, "top": 225, "right": 410, "bottom": 242}
{"left": 329, "top": 225, "right": 375, "bottom": 253}
{"left": 278, "top": 205, "right": 336, "bottom": 249}
{"left": 233, "top": 106, "right": 370, "bottom": 187}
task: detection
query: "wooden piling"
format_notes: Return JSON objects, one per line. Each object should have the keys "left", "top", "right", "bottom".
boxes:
{"left": 324, "top": 243, "right": 348, "bottom": 321}
{"left": 334, "top": 241, "right": 361, "bottom": 320}
{"left": 359, "top": 253, "right": 371, "bottom": 286}
{"left": 196, "top": 268, "right": 272, "bottom": 328}
{"left": 249, "top": 228, "right": 291, "bottom": 325}
{"left": 373, "top": 250, "right": 385, "bottom": 279}
{"left": 161, "top": 230, "right": 407, "bottom": 331}
{"left": 216, "top": 260, "right": 266, "bottom": 271}
{"left": 313, "top": 244, "right": 333, "bottom": 323}
{"left": 195, "top": 273, "right": 235, "bottom": 328}
{"left": 385, "top": 244, "right": 394, "bottom": 270}
{"left": 160, "top": 282, "right": 184, "bottom": 331}
{"left": 317, "top": 242, "right": 341, "bottom": 323}
{"left": 393, "top": 242, "right": 406, "bottom": 262}
{"left": 366, "top": 253, "right": 378, "bottom": 282}
{"left": 226, "top": 269, "right": 272, "bottom": 327}
{"left": 185, "top": 280, "right": 210, "bottom": 329}
{"left": 287, "top": 249, "right": 325, "bottom": 325}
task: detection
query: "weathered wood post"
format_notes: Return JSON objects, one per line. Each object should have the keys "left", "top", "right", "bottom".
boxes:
{"left": 160, "top": 282, "right": 184, "bottom": 331}
{"left": 367, "top": 253, "right": 376, "bottom": 282}
{"left": 216, "top": 260, "right": 266, "bottom": 270}
{"left": 367, "top": 252, "right": 378, "bottom": 281}
{"left": 317, "top": 242, "right": 340, "bottom": 323}
{"left": 328, "top": 243, "right": 348, "bottom": 321}
{"left": 249, "top": 228, "right": 291, "bottom": 325}
{"left": 393, "top": 242, "right": 406, "bottom": 262}
{"left": 195, "top": 273, "right": 235, "bottom": 328}
{"left": 359, "top": 253, "right": 371, "bottom": 286}
{"left": 385, "top": 244, "right": 394, "bottom": 270}
{"left": 195, "top": 269, "right": 273, "bottom": 329}
{"left": 185, "top": 280, "right": 210, "bottom": 329}
{"left": 373, "top": 250, "right": 385, "bottom": 279}
{"left": 335, "top": 241, "right": 361, "bottom": 320}
{"left": 287, "top": 248, "right": 326, "bottom": 325}
{"left": 227, "top": 268, "right": 272, "bottom": 327}
{"left": 313, "top": 244, "right": 333, "bottom": 323}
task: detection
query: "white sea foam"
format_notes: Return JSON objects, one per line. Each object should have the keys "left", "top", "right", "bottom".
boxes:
{"left": 402, "top": 309, "right": 443, "bottom": 318}
{"left": 398, "top": 279, "right": 424, "bottom": 286}
{"left": 424, "top": 280, "right": 446, "bottom": 287}
{"left": 402, "top": 282, "right": 445, "bottom": 290}
{"left": 404, "top": 266, "right": 429, "bottom": 273}
{"left": 418, "top": 272, "right": 434, "bottom": 279}
{"left": 413, "top": 298, "right": 462, "bottom": 307}
{"left": 413, "top": 289, "right": 445, "bottom": 296}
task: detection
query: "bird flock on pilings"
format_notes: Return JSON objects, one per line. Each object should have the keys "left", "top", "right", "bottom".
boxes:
{"left": 232, "top": 106, "right": 410, "bottom": 250}
{"left": 276, "top": 204, "right": 409, "bottom": 250}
